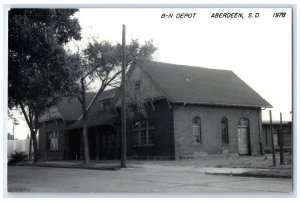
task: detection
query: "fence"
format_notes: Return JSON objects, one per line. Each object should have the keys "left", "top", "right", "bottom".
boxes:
{"left": 7, "top": 139, "right": 33, "bottom": 157}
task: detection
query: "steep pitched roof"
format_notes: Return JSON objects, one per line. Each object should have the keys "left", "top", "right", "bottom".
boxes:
{"left": 97, "top": 88, "right": 117, "bottom": 101}
{"left": 65, "top": 88, "right": 117, "bottom": 130}
{"left": 57, "top": 88, "right": 117, "bottom": 122}
{"left": 38, "top": 106, "right": 63, "bottom": 122}
{"left": 39, "top": 88, "right": 117, "bottom": 123}
{"left": 65, "top": 112, "right": 115, "bottom": 130}
{"left": 56, "top": 92, "right": 96, "bottom": 121}
{"left": 140, "top": 61, "right": 272, "bottom": 108}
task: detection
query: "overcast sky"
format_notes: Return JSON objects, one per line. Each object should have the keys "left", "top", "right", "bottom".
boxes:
{"left": 9, "top": 7, "right": 292, "bottom": 139}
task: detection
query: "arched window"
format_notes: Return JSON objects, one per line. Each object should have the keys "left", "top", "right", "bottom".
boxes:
{"left": 192, "top": 116, "right": 202, "bottom": 144}
{"left": 221, "top": 117, "right": 229, "bottom": 144}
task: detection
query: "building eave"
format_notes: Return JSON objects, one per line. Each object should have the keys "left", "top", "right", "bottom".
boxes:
{"left": 172, "top": 101, "right": 273, "bottom": 109}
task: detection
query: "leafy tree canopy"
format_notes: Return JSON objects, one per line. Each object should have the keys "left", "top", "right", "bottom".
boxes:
{"left": 8, "top": 9, "right": 82, "bottom": 110}
{"left": 69, "top": 38, "right": 157, "bottom": 163}
{"left": 8, "top": 9, "right": 82, "bottom": 161}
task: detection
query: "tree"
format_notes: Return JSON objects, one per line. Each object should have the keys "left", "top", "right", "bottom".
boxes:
{"left": 8, "top": 9, "right": 82, "bottom": 162}
{"left": 73, "top": 39, "right": 157, "bottom": 164}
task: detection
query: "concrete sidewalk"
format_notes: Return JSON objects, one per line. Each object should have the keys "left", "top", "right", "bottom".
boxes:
{"left": 15, "top": 160, "right": 121, "bottom": 170}
{"left": 13, "top": 158, "right": 292, "bottom": 178}
{"left": 204, "top": 167, "right": 292, "bottom": 178}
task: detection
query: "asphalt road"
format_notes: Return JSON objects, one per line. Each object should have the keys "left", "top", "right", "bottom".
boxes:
{"left": 6, "top": 165, "right": 292, "bottom": 195}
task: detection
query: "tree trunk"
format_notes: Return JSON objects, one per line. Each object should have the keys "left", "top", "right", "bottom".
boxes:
{"left": 82, "top": 109, "right": 90, "bottom": 164}
{"left": 29, "top": 135, "right": 32, "bottom": 160}
{"left": 19, "top": 103, "right": 40, "bottom": 163}
{"left": 31, "top": 130, "right": 39, "bottom": 163}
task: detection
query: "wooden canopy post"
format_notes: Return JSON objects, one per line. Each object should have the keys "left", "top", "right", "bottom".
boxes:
{"left": 95, "top": 127, "right": 100, "bottom": 161}
{"left": 279, "top": 112, "right": 284, "bottom": 165}
{"left": 269, "top": 110, "right": 276, "bottom": 166}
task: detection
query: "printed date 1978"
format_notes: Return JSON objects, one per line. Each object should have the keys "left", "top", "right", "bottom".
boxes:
{"left": 273, "top": 12, "right": 286, "bottom": 18}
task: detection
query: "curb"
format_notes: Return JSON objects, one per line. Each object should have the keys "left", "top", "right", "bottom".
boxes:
{"left": 10, "top": 163, "right": 122, "bottom": 171}
{"left": 205, "top": 171, "right": 292, "bottom": 179}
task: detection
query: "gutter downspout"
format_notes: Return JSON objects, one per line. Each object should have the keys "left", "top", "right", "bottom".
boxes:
{"left": 258, "top": 109, "right": 264, "bottom": 155}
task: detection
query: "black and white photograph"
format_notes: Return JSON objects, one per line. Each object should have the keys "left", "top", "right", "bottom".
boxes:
{"left": 3, "top": 1, "right": 296, "bottom": 198}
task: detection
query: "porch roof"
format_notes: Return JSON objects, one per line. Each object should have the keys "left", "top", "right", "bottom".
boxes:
{"left": 65, "top": 113, "right": 116, "bottom": 130}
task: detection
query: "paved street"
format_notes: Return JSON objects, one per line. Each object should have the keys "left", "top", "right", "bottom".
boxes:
{"left": 7, "top": 163, "right": 292, "bottom": 194}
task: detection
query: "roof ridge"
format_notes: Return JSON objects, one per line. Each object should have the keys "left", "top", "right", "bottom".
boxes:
{"left": 147, "top": 61, "right": 233, "bottom": 72}
{"left": 139, "top": 61, "right": 272, "bottom": 108}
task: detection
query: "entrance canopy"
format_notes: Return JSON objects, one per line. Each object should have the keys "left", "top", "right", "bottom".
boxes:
{"left": 65, "top": 113, "right": 116, "bottom": 130}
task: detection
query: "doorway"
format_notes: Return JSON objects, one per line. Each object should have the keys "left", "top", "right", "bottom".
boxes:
{"left": 237, "top": 118, "right": 250, "bottom": 155}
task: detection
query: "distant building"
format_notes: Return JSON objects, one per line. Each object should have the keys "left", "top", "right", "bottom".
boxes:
{"left": 262, "top": 120, "right": 292, "bottom": 153}
{"left": 8, "top": 132, "right": 14, "bottom": 140}
{"left": 38, "top": 61, "right": 273, "bottom": 160}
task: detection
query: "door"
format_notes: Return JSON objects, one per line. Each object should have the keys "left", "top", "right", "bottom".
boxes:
{"left": 68, "top": 131, "right": 80, "bottom": 160}
{"left": 237, "top": 127, "right": 249, "bottom": 155}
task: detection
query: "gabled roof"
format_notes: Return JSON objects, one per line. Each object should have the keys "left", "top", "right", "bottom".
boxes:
{"left": 39, "top": 88, "right": 117, "bottom": 123}
{"left": 38, "top": 106, "right": 63, "bottom": 122}
{"left": 56, "top": 92, "right": 96, "bottom": 121}
{"left": 66, "top": 89, "right": 117, "bottom": 130}
{"left": 140, "top": 61, "right": 272, "bottom": 108}
{"left": 97, "top": 88, "right": 117, "bottom": 101}
{"left": 65, "top": 112, "right": 115, "bottom": 130}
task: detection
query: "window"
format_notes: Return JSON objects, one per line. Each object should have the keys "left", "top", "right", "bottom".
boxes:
{"left": 103, "top": 102, "right": 110, "bottom": 111}
{"left": 238, "top": 118, "right": 249, "bottom": 127}
{"left": 132, "top": 120, "right": 154, "bottom": 146}
{"left": 48, "top": 107, "right": 59, "bottom": 118}
{"left": 221, "top": 117, "right": 229, "bottom": 144}
{"left": 134, "top": 81, "right": 141, "bottom": 90}
{"left": 100, "top": 101, "right": 110, "bottom": 112}
{"left": 99, "top": 102, "right": 104, "bottom": 112}
{"left": 46, "top": 131, "right": 58, "bottom": 151}
{"left": 192, "top": 116, "right": 202, "bottom": 144}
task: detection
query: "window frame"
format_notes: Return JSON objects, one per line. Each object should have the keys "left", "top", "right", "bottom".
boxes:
{"left": 99, "top": 101, "right": 110, "bottom": 112}
{"left": 134, "top": 81, "right": 141, "bottom": 90}
{"left": 221, "top": 117, "right": 229, "bottom": 144}
{"left": 192, "top": 116, "right": 202, "bottom": 145}
{"left": 132, "top": 120, "right": 155, "bottom": 146}
{"left": 46, "top": 131, "right": 59, "bottom": 151}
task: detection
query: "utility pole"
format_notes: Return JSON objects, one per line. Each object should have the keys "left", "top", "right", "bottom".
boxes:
{"left": 12, "top": 123, "right": 15, "bottom": 140}
{"left": 121, "top": 24, "right": 127, "bottom": 168}
{"left": 12, "top": 120, "right": 18, "bottom": 140}
{"left": 269, "top": 110, "right": 276, "bottom": 166}
{"left": 279, "top": 112, "right": 284, "bottom": 165}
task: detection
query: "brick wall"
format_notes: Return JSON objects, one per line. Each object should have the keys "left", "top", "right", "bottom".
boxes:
{"left": 38, "top": 119, "right": 65, "bottom": 160}
{"left": 173, "top": 104, "right": 262, "bottom": 158}
{"left": 126, "top": 99, "right": 175, "bottom": 159}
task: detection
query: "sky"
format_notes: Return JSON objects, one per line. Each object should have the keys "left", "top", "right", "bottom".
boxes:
{"left": 8, "top": 7, "right": 292, "bottom": 140}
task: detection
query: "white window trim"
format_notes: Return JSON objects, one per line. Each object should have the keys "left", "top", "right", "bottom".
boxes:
{"left": 133, "top": 121, "right": 154, "bottom": 146}
{"left": 221, "top": 117, "right": 229, "bottom": 144}
{"left": 192, "top": 117, "right": 202, "bottom": 145}
{"left": 48, "top": 131, "right": 59, "bottom": 151}
{"left": 192, "top": 124, "right": 201, "bottom": 145}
